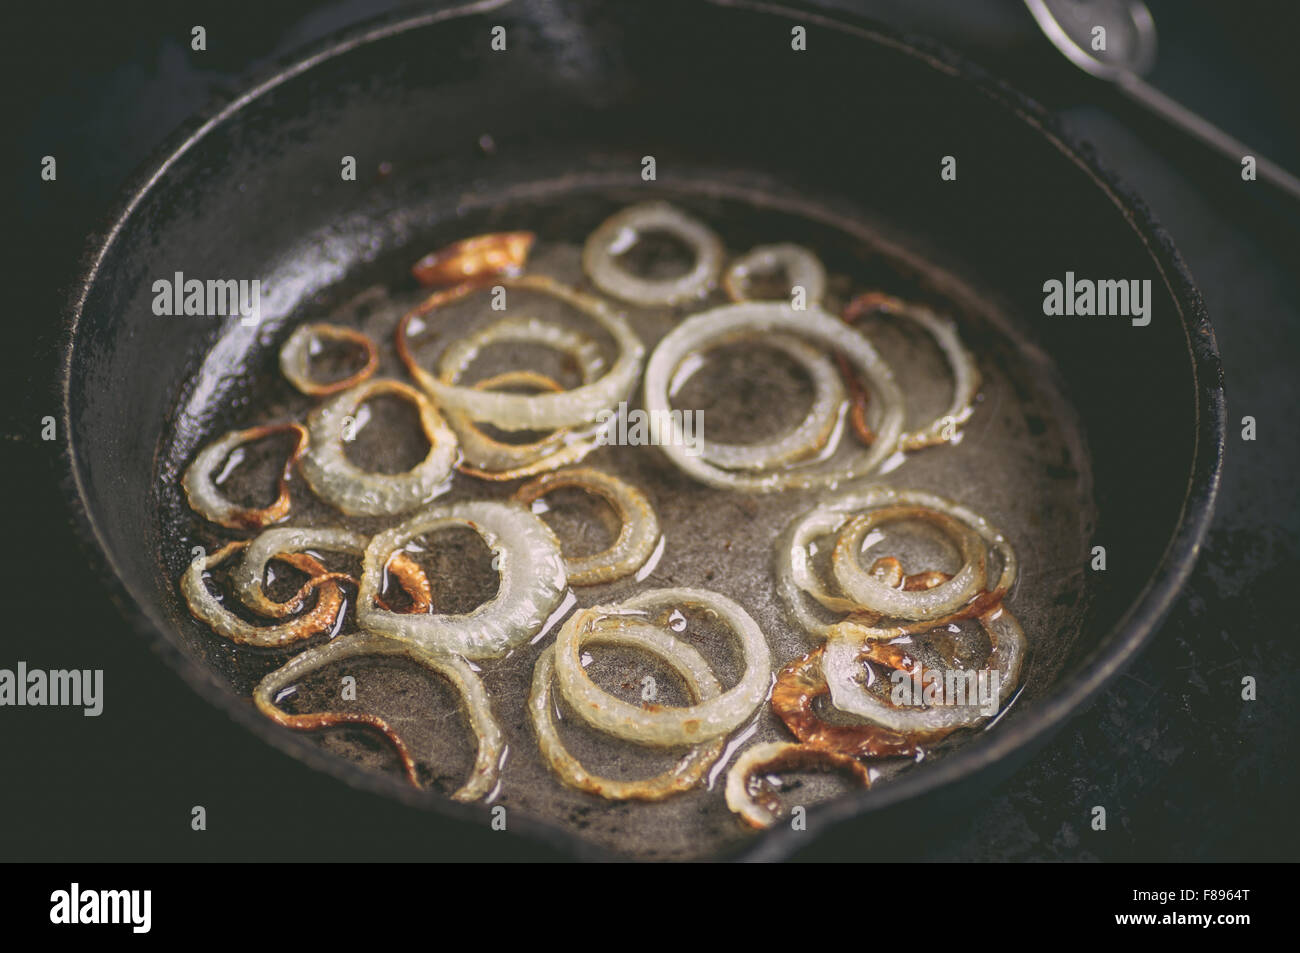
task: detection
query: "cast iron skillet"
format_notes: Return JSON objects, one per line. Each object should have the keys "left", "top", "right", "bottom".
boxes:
{"left": 59, "top": 0, "right": 1224, "bottom": 860}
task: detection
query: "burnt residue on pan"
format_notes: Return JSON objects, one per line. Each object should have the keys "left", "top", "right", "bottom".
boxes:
{"left": 151, "top": 183, "right": 1096, "bottom": 860}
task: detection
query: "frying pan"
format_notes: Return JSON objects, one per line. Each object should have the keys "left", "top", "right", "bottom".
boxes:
{"left": 59, "top": 0, "right": 1224, "bottom": 860}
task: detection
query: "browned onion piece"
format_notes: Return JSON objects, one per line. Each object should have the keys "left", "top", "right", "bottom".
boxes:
{"left": 725, "top": 741, "right": 871, "bottom": 829}
{"left": 279, "top": 323, "right": 379, "bottom": 396}
{"left": 182, "top": 423, "right": 308, "bottom": 530}
{"left": 411, "top": 231, "right": 535, "bottom": 287}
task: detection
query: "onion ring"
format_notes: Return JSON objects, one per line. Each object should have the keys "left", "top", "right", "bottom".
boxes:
{"left": 772, "top": 646, "right": 923, "bottom": 759}
{"left": 841, "top": 292, "right": 980, "bottom": 451}
{"left": 553, "top": 588, "right": 772, "bottom": 746}
{"left": 411, "top": 231, "right": 534, "bottom": 287}
{"left": 724, "top": 741, "right": 870, "bottom": 829}
{"left": 182, "top": 422, "right": 308, "bottom": 530}
{"left": 643, "top": 302, "right": 904, "bottom": 492}
{"left": 253, "top": 630, "right": 503, "bottom": 801}
{"left": 230, "top": 526, "right": 431, "bottom": 617}
{"left": 682, "top": 333, "right": 846, "bottom": 472}
{"left": 513, "top": 468, "right": 661, "bottom": 586}
{"left": 777, "top": 486, "right": 1018, "bottom": 639}
{"left": 528, "top": 626, "right": 725, "bottom": 801}
{"left": 823, "top": 606, "right": 1026, "bottom": 734}
{"left": 396, "top": 275, "right": 645, "bottom": 432}
{"left": 300, "top": 378, "right": 458, "bottom": 517}
{"left": 582, "top": 201, "right": 723, "bottom": 306}
{"left": 830, "top": 504, "right": 987, "bottom": 622}
{"left": 723, "top": 243, "right": 827, "bottom": 305}
{"left": 181, "top": 542, "right": 344, "bottom": 648}
{"left": 279, "top": 323, "right": 379, "bottom": 396}
{"left": 436, "top": 316, "right": 608, "bottom": 477}
{"left": 357, "top": 500, "right": 568, "bottom": 661}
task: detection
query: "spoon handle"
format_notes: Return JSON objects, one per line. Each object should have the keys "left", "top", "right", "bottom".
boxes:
{"left": 1114, "top": 71, "right": 1300, "bottom": 204}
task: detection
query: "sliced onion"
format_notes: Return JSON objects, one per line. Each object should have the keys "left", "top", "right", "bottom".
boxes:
{"left": 513, "top": 467, "right": 660, "bottom": 586}
{"left": 683, "top": 333, "right": 845, "bottom": 472}
{"left": 822, "top": 607, "right": 1026, "bottom": 733}
{"left": 842, "top": 292, "right": 980, "bottom": 451}
{"left": 724, "top": 741, "right": 870, "bottom": 830}
{"left": 772, "top": 646, "right": 921, "bottom": 759}
{"left": 182, "top": 422, "right": 308, "bottom": 530}
{"left": 582, "top": 202, "right": 723, "bottom": 306}
{"left": 279, "top": 323, "right": 378, "bottom": 396}
{"left": 357, "top": 500, "right": 568, "bottom": 661}
{"left": 253, "top": 630, "right": 504, "bottom": 801}
{"left": 411, "top": 231, "right": 534, "bottom": 288}
{"left": 723, "top": 243, "right": 827, "bottom": 305}
{"left": 528, "top": 626, "right": 725, "bottom": 801}
{"left": 777, "top": 486, "right": 1018, "bottom": 639}
{"left": 436, "top": 315, "right": 607, "bottom": 476}
{"left": 552, "top": 588, "right": 772, "bottom": 746}
{"left": 230, "top": 526, "right": 431, "bottom": 617}
{"left": 642, "top": 302, "right": 904, "bottom": 492}
{"left": 831, "top": 504, "right": 987, "bottom": 621}
{"left": 300, "top": 378, "right": 458, "bottom": 517}
{"left": 181, "top": 542, "right": 344, "bottom": 648}
{"left": 396, "top": 275, "right": 645, "bottom": 431}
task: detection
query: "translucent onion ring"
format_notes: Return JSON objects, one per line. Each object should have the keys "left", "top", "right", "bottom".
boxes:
{"left": 528, "top": 626, "right": 726, "bottom": 801}
{"left": 396, "top": 275, "right": 645, "bottom": 432}
{"left": 357, "top": 501, "right": 568, "bottom": 661}
{"left": 279, "top": 323, "right": 379, "bottom": 396}
{"left": 411, "top": 231, "right": 534, "bottom": 288}
{"left": 182, "top": 422, "right": 308, "bottom": 530}
{"left": 772, "top": 645, "right": 922, "bottom": 760}
{"left": 553, "top": 588, "right": 772, "bottom": 746}
{"left": 823, "top": 606, "right": 1026, "bottom": 734}
{"left": 777, "top": 486, "right": 1018, "bottom": 639}
{"left": 253, "top": 630, "right": 504, "bottom": 801}
{"left": 643, "top": 302, "right": 904, "bottom": 492}
{"left": 300, "top": 378, "right": 458, "bottom": 517}
{"left": 582, "top": 201, "right": 724, "bottom": 307}
{"left": 686, "top": 333, "right": 846, "bottom": 472}
{"left": 181, "top": 542, "right": 344, "bottom": 648}
{"left": 842, "top": 292, "right": 980, "bottom": 451}
{"left": 230, "top": 526, "right": 432, "bottom": 618}
{"left": 831, "top": 504, "right": 987, "bottom": 622}
{"left": 723, "top": 243, "right": 827, "bottom": 305}
{"left": 513, "top": 467, "right": 661, "bottom": 586}
{"left": 724, "top": 741, "right": 870, "bottom": 830}
{"left": 436, "top": 315, "right": 607, "bottom": 476}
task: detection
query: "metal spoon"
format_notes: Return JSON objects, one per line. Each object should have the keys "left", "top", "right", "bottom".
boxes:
{"left": 1024, "top": 0, "right": 1300, "bottom": 203}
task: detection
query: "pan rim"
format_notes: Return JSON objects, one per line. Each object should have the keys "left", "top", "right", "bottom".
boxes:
{"left": 56, "top": 0, "right": 1225, "bottom": 862}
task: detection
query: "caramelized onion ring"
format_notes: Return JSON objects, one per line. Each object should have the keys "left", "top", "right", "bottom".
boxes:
{"left": 725, "top": 741, "right": 870, "bottom": 829}
{"left": 841, "top": 292, "right": 980, "bottom": 451}
{"left": 772, "top": 646, "right": 922, "bottom": 759}
{"left": 182, "top": 423, "right": 308, "bottom": 530}
{"left": 181, "top": 542, "right": 344, "bottom": 648}
{"left": 553, "top": 588, "right": 772, "bottom": 746}
{"left": 823, "top": 607, "right": 1026, "bottom": 733}
{"left": 253, "top": 630, "right": 503, "bottom": 801}
{"left": 357, "top": 501, "right": 568, "bottom": 661}
{"left": 643, "top": 302, "right": 904, "bottom": 492}
{"left": 396, "top": 275, "right": 644, "bottom": 432}
{"left": 513, "top": 468, "right": 661, "bottom": 586}
{"left": 831, "top": 504, "right": 987, "bottom": 621}
{"left": 300, "top": 379, "right": 458, "bottom": 517}
{"left": 411, "top": 231, "right": 534, "bottom": 287}
{"left": 723, "top": 243, "right": 827, "bottom": 304}
{"left": 582, "top": 202, "right": 723, "bottom": 306}
{"left": 231, "top": 526, "right": 431, "bottom": 617}
{"left": 279, "top": 323, "right": 379, "bottom": 396}
{"left": 528, "top": 627, "right": 725, "bottom": 801}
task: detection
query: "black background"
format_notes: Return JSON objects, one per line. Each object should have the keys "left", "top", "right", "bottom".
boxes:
{"left": 2, "top": 0, "right": 1297, "bottom": 862}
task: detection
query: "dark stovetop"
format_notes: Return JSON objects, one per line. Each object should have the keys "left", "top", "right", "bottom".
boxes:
{"left": 3, "top": 0, "right": 1296, "bottom": 861}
